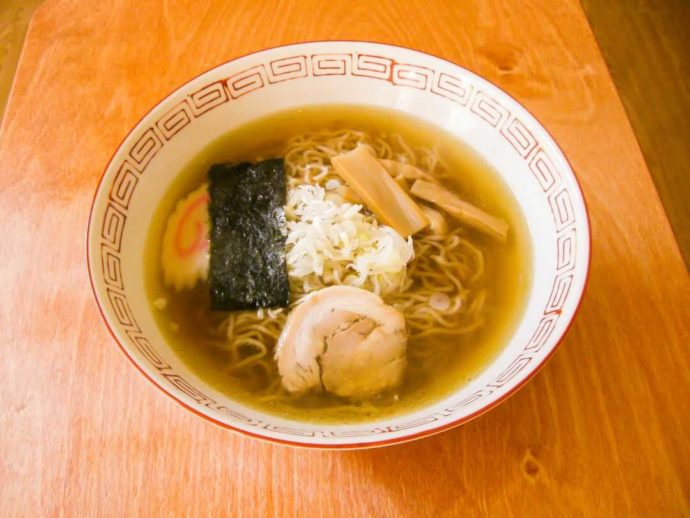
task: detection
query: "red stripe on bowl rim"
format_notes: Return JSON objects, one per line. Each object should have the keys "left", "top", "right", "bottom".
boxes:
{"left": 87, "top": 40, "right": 592, "bottom": 450}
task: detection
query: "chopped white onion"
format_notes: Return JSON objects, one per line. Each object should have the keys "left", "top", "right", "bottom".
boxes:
{"left": 285, "top": 185, "right": 414, "bottom": 296}
{"left": 325, "top": 179, "right": 341, "bottom": 190}
{"left": 429, "top": 292, "right": 451, "bottom": 311}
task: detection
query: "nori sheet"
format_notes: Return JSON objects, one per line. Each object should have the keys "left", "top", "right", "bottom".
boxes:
{"left": 208, "top": 159, "right": 289, "bottom": 310}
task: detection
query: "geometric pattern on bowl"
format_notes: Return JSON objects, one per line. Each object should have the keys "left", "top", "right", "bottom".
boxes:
{"left": 88, "top": 41, "right": 590, "bottom": 448}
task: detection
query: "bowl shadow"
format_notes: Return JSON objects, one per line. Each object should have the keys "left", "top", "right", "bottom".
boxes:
{"left": 335, "top": 364, "right": 563, "bottom": 516}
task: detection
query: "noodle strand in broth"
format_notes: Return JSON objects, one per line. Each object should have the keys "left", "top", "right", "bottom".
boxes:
{"left": 211, "top": 129, "right": 486, "bottom": 411}
{"left": 146, "top": 105, "right": 530, "bottom": 423}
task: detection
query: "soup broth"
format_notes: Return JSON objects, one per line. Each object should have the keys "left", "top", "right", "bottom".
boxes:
{"left": 145, "top": 105, "right": 531, "bottom": 423}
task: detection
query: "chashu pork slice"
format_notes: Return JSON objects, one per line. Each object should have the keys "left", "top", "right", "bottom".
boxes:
{"left": 275, "top": 286, "right": 407, "bottom": 399}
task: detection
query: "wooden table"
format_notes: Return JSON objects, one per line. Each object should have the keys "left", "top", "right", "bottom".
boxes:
{"left": 581, "top": 0, "right": 690, "bottom": 271}
{"left": 1, "top": 0, "right": 688, "bottom": 515}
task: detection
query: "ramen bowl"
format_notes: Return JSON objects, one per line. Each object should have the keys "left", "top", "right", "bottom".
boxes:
{"left": 87, "top": 41, "right": 590, "bottom": 449}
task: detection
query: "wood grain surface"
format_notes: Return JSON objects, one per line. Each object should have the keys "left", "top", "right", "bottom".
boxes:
{"left": 0, "top": 1, "right": 45, "bottom": 124}
{"left": 1, "top": 0, "right": 689, "bottom": 515}
{"left": 581, "top": 0, "right": 690, "bottom": 271}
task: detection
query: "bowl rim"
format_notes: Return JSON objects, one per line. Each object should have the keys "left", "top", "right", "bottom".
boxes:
{"left": 87, "top": 40, "right": 592, "bottom": 450}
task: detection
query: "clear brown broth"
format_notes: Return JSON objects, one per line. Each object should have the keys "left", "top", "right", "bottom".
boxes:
{"left": 145, "top": 104, "right": 531, "bottom": 423}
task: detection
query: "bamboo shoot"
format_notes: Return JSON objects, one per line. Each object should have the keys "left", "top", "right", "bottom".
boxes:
{"left": 410, "top": 180, "right": 508, "bottom": 242}
{"left": 331, "top": 146, "right": 429, "bottom": 237}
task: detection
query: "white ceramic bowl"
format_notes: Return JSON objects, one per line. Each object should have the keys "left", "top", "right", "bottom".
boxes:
{"left": 88, "top": 41, "right": 590, "bottom": 449}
